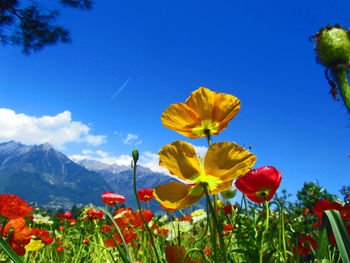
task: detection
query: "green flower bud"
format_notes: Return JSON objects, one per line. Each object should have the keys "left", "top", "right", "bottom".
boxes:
{"left": 221, "top": 186, "right": 237, "bottom": 200}
{"left": 313, "top": 25, "right": 350, "bottom": 68}
{"left": 132, "top": 149, "right": 139, "bottom": 164}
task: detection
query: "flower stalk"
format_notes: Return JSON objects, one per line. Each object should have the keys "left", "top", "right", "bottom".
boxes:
{"left": 203, "top": 183, "right": 228, "bottom": 263}
{"left": 259, "top": 200, "right": 269, "bottom": 263}
{"left": 132, "top": 150, "right": 163, "bottom": 263}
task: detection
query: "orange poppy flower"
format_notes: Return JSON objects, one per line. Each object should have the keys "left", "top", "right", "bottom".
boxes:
{"left": 114, "top": 208, "right": 152, "bottom": 229}
{"left": 103, "top": 228, "right": 137, "bottom": 247}
{"left": 2, "top": 218, "right": 32, "bottom": 255}
{"left": 0, "top": 195, "right": 33, "bottom": 219}
{"left": 161, "top": 87, "right": 241, "bottom": 138}
{"left": 153, "top": 141, "right": 256, "bottom": 209}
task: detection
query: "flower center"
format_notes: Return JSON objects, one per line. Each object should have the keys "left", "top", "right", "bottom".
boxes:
{"left": 192, "top": 120, "right": 219, "bottom": 137}
{"left": 255, "top": 188, "right": 271, "bottom": 200}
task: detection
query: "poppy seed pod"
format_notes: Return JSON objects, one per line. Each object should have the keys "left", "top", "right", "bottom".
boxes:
{"left": 313, "top": 25, "right": 350, "bottom": 68}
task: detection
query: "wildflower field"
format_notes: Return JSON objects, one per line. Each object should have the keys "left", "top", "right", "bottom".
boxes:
{"left": 1, "top": 25, "right": 350, "bottom": 263}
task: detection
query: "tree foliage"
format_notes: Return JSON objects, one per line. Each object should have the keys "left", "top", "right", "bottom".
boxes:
{"left": 0, "top": 0, "right": 92, "bottom": 54}
{"left": 296, "top": 181, "right": 336, "bottom": 211}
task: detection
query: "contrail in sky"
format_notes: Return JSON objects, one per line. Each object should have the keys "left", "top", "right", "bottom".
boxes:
{"left": 111, "top": 77, "right": 132, "bottom": 100}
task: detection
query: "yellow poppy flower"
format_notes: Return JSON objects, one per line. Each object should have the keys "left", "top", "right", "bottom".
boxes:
{"left": 161, "top": 87, "right": 241, "bottom": 138}
{"left": 153, "top": 141, "right": 256, "bottom": 209}
{"left": 24, "top": 239, "right": 45, "bottom": 252}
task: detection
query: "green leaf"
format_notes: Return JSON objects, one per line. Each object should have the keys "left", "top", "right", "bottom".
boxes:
{"left": 0, "top": 237, "right": 24, "bottom": 263}
{"left": 315, "top": 226, "right": 330, "bottom": 259}
{"left": 315, "top": 209, "right": 350, "bottom": 263}
{"left": 324, "top": 210, "right": 350, "bottom": 263}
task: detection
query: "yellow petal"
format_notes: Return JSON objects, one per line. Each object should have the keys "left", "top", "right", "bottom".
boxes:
{"left": 153, "top": 181, "right": 204, "bottom": 210}
{"left": 204, "top": 142, "right": 257, "bottom": 183}
{"left": 212, "top": 92, "right": 241, "bottom": 134}
{"left": 185, "top": 87, "right": 216, "bottom": 121}
{"left": 159, "top": 141, "right": 200, "bottom": 182}
{"left": 161, "top": 103, "right": 201, "bottom": 139}
{"left": 208, "top": 181, "right": 234, "bottom": 194}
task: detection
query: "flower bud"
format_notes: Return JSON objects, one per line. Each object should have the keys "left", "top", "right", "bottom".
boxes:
{"left": 132, "top": 149, "right": 139, "bottom": 164}
{"left": 221, "top": 186, "right": 237, "bottom": 200}
{"left": 313, "top": 25, "right": 350, "bottom": 68}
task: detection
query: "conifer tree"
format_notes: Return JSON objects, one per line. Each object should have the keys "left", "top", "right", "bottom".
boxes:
{"left": 0, "top": 0, "right": 92, "bottom": 54}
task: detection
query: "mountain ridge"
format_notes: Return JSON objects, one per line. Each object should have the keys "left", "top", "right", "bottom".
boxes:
{"left": 0, "top": 141, "right": 182, "bottom": 214}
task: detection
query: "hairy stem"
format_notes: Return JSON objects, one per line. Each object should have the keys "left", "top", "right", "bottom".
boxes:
{"left": 332, "top": 64, "right": 350, "bottom": 114}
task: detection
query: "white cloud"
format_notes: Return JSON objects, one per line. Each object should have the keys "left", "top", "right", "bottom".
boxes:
{"left": 82, "top": 149, "right": 93, "bottom": 155}
{"left": 192, "top": 144, "right": 208, "bottom": 158}
{"left": 96, "top": 150, "right": 108, "bottom": 158}
{"left": 139, "top": 151, "right": 169, "bottom": 174}
{"left": 0, "top": 108, "right": 107, "bottom": 148}
{"left": 122, "top": 133, "right": 142, "bottom": 145}
{"left": 70, "top": 150, "right": 132, "bottom": 167}
{"left": 83, "top": 135, "right": 107, "bottom": 146}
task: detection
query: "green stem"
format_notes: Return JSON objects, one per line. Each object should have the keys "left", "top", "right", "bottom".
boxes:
{"left": 205, "top": 196, "right": 218, "bottom": 263}
{"left": 243, "top": 194, "right": 250, "bottom": 219}
{"left": 332, "top": 64, "right": 350, "bottom": 114}
{"left": 281, "top": 203, "right": 287, "bottom": 262}
{"left": 259, "top": 200, "right": 269, "bottom": 263}
{"left": 132, "top": 159, "right": 163, "bottom": 263}
{"left": 203, "top": 183, "right": 228, "bottom": 263}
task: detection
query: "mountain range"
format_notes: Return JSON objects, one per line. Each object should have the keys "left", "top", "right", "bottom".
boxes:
{"left": 0, "top": 141, "right": 175, "bottom": 213}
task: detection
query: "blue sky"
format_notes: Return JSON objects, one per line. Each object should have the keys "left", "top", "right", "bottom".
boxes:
{"left": 0, "top": 0, "right": 349, "bottom": 201}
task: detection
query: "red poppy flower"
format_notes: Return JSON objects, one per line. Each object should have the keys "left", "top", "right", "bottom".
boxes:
{"left": 83, "top": 238, "right": 89, "bottom": 244}
{"left": 56, "top": 211, "right": 72, "bottom": 219}
{"left": 223, "top": 224, "right": 234, "bottom": 232}
{"left": 313, "top": 199, "right": 350, "bottom": 220}
{"left": 43, "top": 237, "right": 55, "bottom": 245}
{"left": 203, "top": 246, "right": 211, "bottom": 257}
{"left": 56, "top": 247, "right": 64, "bottom": 253}
{"left": 156, "top": 228, "right": 169, "bottom": 236}
{"left": 102, "top": 225, "right": 111, "bottom": 233}
{"left": 86, "top": 210, "right": 103, "bottom": 220}
{"left": 0, "top": 195, "right": 33, "bottom": 219}
{"left": 102, "top": 192, "right": 125, "bottom": 206}
{"left": 223, "top": 204, "right": 236, "bottom": 215}
{"left": 138, "top": 189, "right": 154, "bottom": 202}
{"left": 67, "top": 218, "right": 76, "bottom": 224}
{"left": 2, "top": 218, "right": 32, "bottom": 255}
{"left": 235, "top": 166, "right": 282, "bottom": 203}
{"left": 31, "top": 228, "right": 49, "bottom": 239}
{"left": 179, "top": 215, "right": 191, "bottom": 222}
{"left": 293, "top": 236, "right": 317, "bottom": 255}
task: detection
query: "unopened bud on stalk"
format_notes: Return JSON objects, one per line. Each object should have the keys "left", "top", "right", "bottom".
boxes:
{"left": 132, "top": 149, "right": 139, "bottom": 165}
{"left": 221, "top": 186, "right": 237, "bottom": 200}
{"left": 313, "top": 25, "right": 350, "bottom": 68}
{"left": 6, "top": 228, "right": 15, "bottom": 243}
